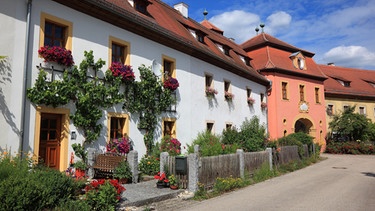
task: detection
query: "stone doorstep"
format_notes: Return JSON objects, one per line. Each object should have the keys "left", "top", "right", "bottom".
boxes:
{"left": 119, "top": 190, "right": 183, "bottom": 207}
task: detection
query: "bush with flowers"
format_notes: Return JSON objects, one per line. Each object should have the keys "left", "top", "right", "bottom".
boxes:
{"left": 109, "top": 62, "right": 135, "bottom": 82}
{"left": 106, "top": 137, "right": 131, "bottom": 155}
{"left": 160, "top": 135, "right": 181, "bottom": 156}
{"left": 163, "top": 77, "right": 179, "bottom": 91}
{"left": 84, "top": 179, "right": 125, "bottom": 210}
{"left": 38, "top": 46, "right": 74, "bottom": 67}
{"left": 139, "top": 155, "right": 160, "bottom": 176}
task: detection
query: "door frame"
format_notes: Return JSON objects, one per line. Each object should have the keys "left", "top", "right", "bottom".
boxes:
{"left": 34, "top": 106, "right": 70, "bottom": 172}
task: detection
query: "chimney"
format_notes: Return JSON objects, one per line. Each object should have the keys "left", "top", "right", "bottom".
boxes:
{"left": 327, "top": 62, "right": 335, "bottom": 66}
{"left": 174, "top": 3, "right": 188, "bottom": 18}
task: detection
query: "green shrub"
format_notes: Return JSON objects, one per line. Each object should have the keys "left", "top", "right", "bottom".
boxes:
{"left": 85, "top": 180, "right": 119, "bottom": 211}
{"left": 252, "top": 162, "right": 277, "bottom": 183}
{"left": 222, "top": 126, "right": 239, "bottom": 145}
{"left": 238, "top": 117, "right": 267, "bottom": 152}
{"left": 187, "top": 131, "right": 222, "bottom": 156}
{"left": 325, "top": 141, "right": 375, "bottom": 154}
{"left": 160, "top": 135, "right": 181, "bottom": 156}
{"left": 0, "top": 168, "right": 78, "bottom": 210}
{"left": 213, "top": 176, "right": 249, "bottom": 194}
{"left": 0, "top": 152, "right": 30, "bottom": 181}
{"left": 54, "top": 199, "right": 92, "bottom": 211}
{"left": 139, "top": 155, "right": 160, "bottom": 175}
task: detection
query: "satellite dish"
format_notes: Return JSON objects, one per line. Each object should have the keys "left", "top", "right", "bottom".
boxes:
{"left": 151, "top": 59, "right": 162, "bottom": 77}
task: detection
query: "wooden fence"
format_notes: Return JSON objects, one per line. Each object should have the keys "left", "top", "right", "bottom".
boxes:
{"left": 244, "top": 151, "right": 269, "bottom": 174}
{"left": 198, "top": 154, "right": 240, "bottom": 189}
{"left": 163, "top": 144, "right": 311, "bottom": 191}
{"left": 165, "top": 156, "right": 189, "bottom": 189}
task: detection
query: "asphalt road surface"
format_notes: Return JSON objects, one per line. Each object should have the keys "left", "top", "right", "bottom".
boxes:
{"left": 181, "top": 154, "right": 375, "bottom": 211}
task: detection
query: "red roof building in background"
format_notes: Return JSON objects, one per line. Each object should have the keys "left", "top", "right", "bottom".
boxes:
{"left": 241, "top": 31, "right": 328, "bottom": 149}
{"left": 320, "top": 64, "right": 375, "bottom": 128}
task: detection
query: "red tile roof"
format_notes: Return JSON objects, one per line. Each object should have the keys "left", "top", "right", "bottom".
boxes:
{"left": 200, "top": 20, "right": 224, "bottom": 35}
{"left": 52, "top": 0, "right": 269, "bottom": 85}
{"left": 241, "top": 33, "right": 326, "bottom": 81}
{"left": 319, "top": 64, "right": 375, "bottom": 99}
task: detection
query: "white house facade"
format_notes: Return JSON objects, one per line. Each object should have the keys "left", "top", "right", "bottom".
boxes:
{"left": 0, "top": 0, "right": 270, "bottom": 171}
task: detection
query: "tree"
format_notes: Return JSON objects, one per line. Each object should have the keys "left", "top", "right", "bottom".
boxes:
{"left": 328, "top": 106, "right": 372, "bottom": 141}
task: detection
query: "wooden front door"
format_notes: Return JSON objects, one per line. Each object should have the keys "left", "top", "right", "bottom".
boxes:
{"left": 39, "top": 114, "right": 61, "bottom": 170}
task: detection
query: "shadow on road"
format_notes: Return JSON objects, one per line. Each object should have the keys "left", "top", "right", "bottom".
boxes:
{"left": 362, "top": 172, "right": 375, "bottom": 177}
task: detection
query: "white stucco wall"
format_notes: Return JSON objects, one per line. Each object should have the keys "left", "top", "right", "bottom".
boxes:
{"left": 0, "top": 1, "right": 28, "bottom": 153}
{"left": 1, "top": 0, "right": 268, "bottom": 164}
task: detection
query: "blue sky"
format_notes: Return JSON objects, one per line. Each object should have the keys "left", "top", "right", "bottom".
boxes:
{"left": 163, "top": 0, "right": 375, "bottom": 70}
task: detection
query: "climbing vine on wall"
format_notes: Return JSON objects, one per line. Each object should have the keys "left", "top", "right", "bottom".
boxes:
{"left": 27, "top": 51, "right": 175, "bottom": 150}
{"left": 123, "top": 64, "right": 174, "bottom": 154}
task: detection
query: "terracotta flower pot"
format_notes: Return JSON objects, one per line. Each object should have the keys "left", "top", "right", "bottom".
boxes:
{"left": 170, "top": 185, "right": 178, "bottom": 190}
{"left": 119, "top": 178, "right": 128, "bottom": 184}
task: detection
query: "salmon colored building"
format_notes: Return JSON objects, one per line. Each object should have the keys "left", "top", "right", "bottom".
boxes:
{"left": 241, "top": 32, "right": 328, "bottom": 148}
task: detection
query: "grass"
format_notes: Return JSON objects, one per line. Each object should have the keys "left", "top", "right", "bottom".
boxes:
{"left": 192, "top": 154, "right": 323, "bottom": 201}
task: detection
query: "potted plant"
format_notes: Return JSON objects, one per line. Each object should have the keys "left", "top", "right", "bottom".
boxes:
{"left": 113, "top": 161, "right": 132, "bottom": 184}
{"left": 154, "top": 172, "right": 169, "bottom": 188}
{"left": 73, "top": 160, "right": 87, "bottom": 179}
{"left": 261, "top": 102, "right": 267, "bottom": 109}
{"left": 168, "top": 174, "right": 179, "bottom": 190}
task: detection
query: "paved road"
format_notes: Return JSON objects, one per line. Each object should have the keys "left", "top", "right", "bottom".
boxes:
{"left": 181, "top": 154, "right": 375, "bottom": 211}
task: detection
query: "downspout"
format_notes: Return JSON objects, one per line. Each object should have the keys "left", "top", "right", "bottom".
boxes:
{"left": 20, "top": 0, "right": 33, "bottom": 156}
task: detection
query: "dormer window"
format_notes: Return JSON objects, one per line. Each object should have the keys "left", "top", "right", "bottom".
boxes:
{"left": 290, "top": 52, "right": 306, "bottom": 70}
{"left": 216, "top": 44, "right": 224, "bottom": 53}
{"left": 129, "top": 0, "right": 150, "bottom": 15}
{"left": 223, "top": 46, "right": 230, "bottom": 56}
{"left": 239, "top": 55, "right": 251, "bottom": 66}
{"left": 336, "top": 79, "right": 350, "bottom": 87}
{"left": 197, "top": 33, "right": 204, "bottom": 43}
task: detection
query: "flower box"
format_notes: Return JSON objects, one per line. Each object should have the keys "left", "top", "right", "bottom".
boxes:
{"left": 38, "top": 46, "right": 74, "bottom": 67}
{"left": 247, "top": 97, "right": 255, "bottom": 105}
{"left": 224, "top": 91, "right": 234, "bottom": 100}
{"left": 261, "top": 102, "right": 267, "bottom": 109}
{"left": 163, "top": 77, "right": 179, "bottom": 91}
{"left": 205, "top": 87, "right": 218, "bottom": 98}
{"left": 109, "top": 62, "right": 135, "bottom": 82}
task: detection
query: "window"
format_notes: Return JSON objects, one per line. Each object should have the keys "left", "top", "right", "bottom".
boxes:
{"left": 327, "top": 104, "right": 334, "bottom": 116}
{"left": 283, "top": 130, "right": 287, "bottom": 137}
{"left": 226, "top": 123, "right": 232, "bottom": 130}
{"left": 40, "top": 13, "right": 72, "bottom": 50}
{"left": 343, "top": 105, "right": 349, "bottom": 111}
{"left": 108, "top": 113, "right": 129, "bottom": 140}
{"left": 299, "top": 85, "right": 305, "bottom": 102}
{"left": 261, "top": 93, "right": 264, "bottom": 103}
{"left": 315, "top": 87, "right": 320, "bottom": 103}
{"left": 224, "top": 80, "right": 233, "bottom": 99}
{"left": 244, "top": 57, "right": 251, "bottom": 66}
{"left": 109, "top": 36, "right": 130, "bottom": 65}
{"left": 359, "top": 106, "right": 366, "bottom": 115}
{"left": 206, "top": 122, "right": 214, "bottom": 133}
{"left": 197, "top": 32, "right": 205, "bottom": 43}
{"left": 205, "top": 74, "right": 213, "bottom": 88}
{"left": 343, "top": 81, "right": 350, "bottom": 87}
{"left": 246, "top": 88, "right": 252, "bottom": 98}
{"left": 282, "top": 82, "right": 288, "bottom": 100}
{"left": 162, "top": 56, "right": 176, "bottom": 79}
{"left": 44, "top": 21, "right": 66, "bottom": 47}
{"left": 112, "top": 43, "right": 125, "bottom": 63}
{"left": 162, "top": 118, "right": 176, "bottom": 138}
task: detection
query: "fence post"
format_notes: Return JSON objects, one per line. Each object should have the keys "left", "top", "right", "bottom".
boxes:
{"left": 236, "top": 149, "right": 244, "bottom": 179}
{"left": 266, "top": 148, "right": 273, "bottom": 171}
{"left": 188, "top": 145, "right": 200, "bottom": 193}
{"left": 87, "top": 148, "right": 96, "bottom": 179}
{"left": 160, "top": 152, "right": 169, "bottom": 174}
{"left": 128, "top": 150, "right": 138, "bottom": 184}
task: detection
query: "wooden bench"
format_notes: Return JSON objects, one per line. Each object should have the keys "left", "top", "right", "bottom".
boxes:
{"left": 93, "top": 153, "right": 126, "bottom": 178}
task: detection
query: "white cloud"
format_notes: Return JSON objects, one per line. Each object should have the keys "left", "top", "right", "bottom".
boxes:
{"left": 266, "top": 11, "right": 292, "bottom": 34}
{"left": 323, "top": 46, "right": 375, "bottom": 68}
{"left": 209, "top": 10, "right": 260, "bottom": 43}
